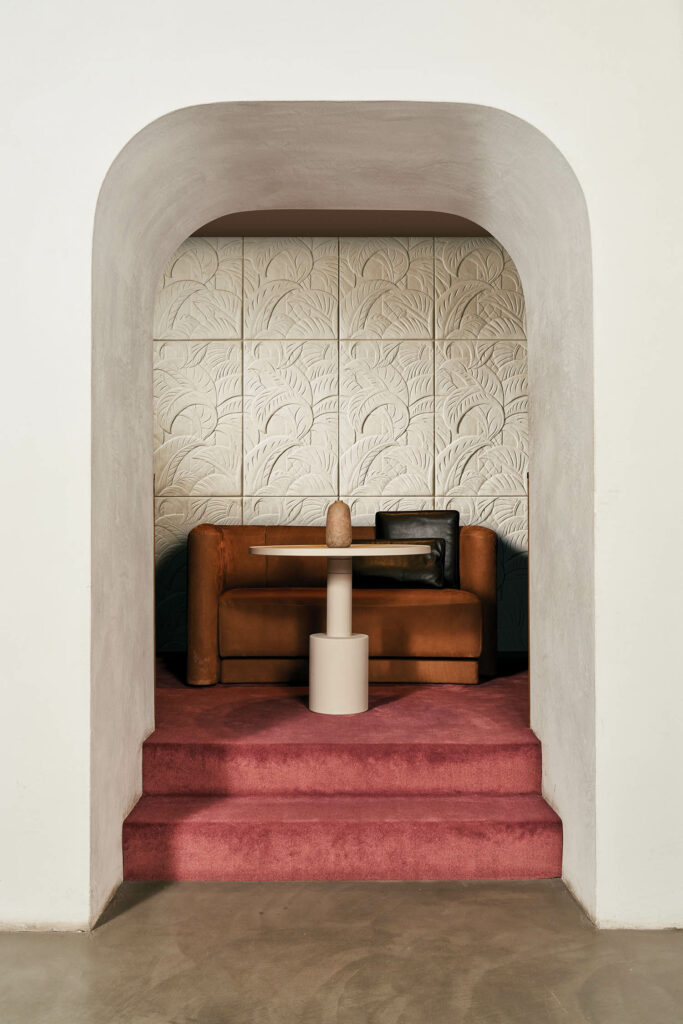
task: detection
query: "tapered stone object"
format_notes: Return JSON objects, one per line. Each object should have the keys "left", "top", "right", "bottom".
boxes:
{"left": 326, "top": 501, "right": 352, "bottom": 548}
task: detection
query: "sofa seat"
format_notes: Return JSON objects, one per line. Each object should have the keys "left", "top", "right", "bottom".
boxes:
{"left": 219, "top": 587, "right": 482, "bottom": 659}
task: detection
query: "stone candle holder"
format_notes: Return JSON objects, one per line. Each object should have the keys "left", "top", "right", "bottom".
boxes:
{"left": 325, "top": 500, "right": 352, "bottom": 547}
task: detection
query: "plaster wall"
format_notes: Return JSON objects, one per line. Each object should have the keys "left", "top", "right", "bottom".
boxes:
{"left": 153, "top": 235, "right": 529, "bottom": 653}
{"left": 1, "top": 0, "right": 681, "bottom": 929}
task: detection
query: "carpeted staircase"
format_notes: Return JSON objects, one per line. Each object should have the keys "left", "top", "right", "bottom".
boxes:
{"left": 123, "top": 667, "right": 562, "bottom": 881}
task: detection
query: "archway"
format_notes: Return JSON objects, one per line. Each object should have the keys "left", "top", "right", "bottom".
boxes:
{"left": 92, "top": 102, "right": 594, "bottom": 922}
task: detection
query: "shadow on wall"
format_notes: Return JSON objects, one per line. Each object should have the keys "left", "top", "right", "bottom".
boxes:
{"left": 155, "top": 534, "right": 529, "bottom": 654}
{"left": 155, "top": 544, "right": 188, "bottom": 653}
{"left": 497, "top": 537, "right": 528, "bottom": 653}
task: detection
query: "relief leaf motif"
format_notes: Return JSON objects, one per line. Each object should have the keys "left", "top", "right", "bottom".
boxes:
{"left": 243, "top": 340, "right": 338, "bottom": 495}
{"left": 340, "top": 237, "right": 434, "bottom": 339}
{"left": 344, "top": 496, "right": 435, "bottom": 526}
{"left": 435, "top": 339, "right": 527, "bottom": 495}
{"left": 153, "top": 341, "right": 242, "bottom": 496}
{"left": 340, "top": 340, "right": 434, "bottom": 495}
{"left": 243, "top": 238, "right": 338, "bottom": 339}
{"left": 154, "top": 238, "right": 242, "bottom": 340}
{"left": 243, "top": 497, "right": 331, "bottom": 526}
{"left": 435, "top": 238, "right": 525, "bottom": 340}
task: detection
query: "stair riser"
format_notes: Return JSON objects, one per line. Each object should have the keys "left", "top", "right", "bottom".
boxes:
{"left": 123, "top": 821, "right": 562, "bottom": 881}
{"left": 142, "top": 744, "right": 542, "bottom": 796}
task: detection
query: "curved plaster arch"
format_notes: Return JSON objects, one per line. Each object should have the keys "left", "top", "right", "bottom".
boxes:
{"left": 92, "top": 102, "right": 594, "bottom": 922}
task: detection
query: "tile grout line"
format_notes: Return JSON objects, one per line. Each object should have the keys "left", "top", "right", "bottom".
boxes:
{"left": 162, "top": 493, "right": 529, "bottom": 501}
{"left": 337, "top": 236, "right": 341, "bottom": 502}
{"left": 433, "top": 236, "right": 436, "bottom": 503}
{"left": 241, "top": 236, "right": 245, "bottom": 525}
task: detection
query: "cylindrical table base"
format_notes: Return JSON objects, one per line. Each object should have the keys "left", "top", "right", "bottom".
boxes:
{"left": 309, "top": 633, "right": 369, "bottom": 715}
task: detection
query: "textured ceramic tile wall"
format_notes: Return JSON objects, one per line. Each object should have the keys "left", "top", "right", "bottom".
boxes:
{"left": 435, "top": 238, "right": 525, "bottom": 340}
{"left": 340, "top": 237, "right": 433, "bottom": 339}
{"left": 153, "top": 341, "right": 242, "bottom": 496}
{"left": 435, "top": 339, "right": 528, "bottom": 496}
{"left": 243, "top": 340, "right": 338, "bottom": 495}
{"left": 154, "top": 238, "right": 242, "bottom": 339}
{"left": 154, "top": 236, "right": 528, "bottom": 650}
{"left": 243, "top": 237, "right": 337, "bottom": 339}
{"left": 340, "top": 341, "right": 434, "bottom": 495}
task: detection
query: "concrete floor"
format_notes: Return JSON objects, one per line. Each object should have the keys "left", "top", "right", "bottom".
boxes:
{"left": 1, "top": 881, "right": 682, "bottom": 1024}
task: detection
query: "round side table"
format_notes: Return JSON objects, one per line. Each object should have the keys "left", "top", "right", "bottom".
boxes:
{"left": 249, "top": 544, "right": 429, "bottom": 715}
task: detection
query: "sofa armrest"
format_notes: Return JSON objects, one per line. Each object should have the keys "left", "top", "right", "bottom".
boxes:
{"left": 459, "top": 525, "right": 497, "bottom": 676}
{"left": 187, "top": 524, "right": 224, "bottom": 686}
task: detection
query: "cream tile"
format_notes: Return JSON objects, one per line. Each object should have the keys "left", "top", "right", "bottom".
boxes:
{"left": 439, "top": 496, "right": 528, "bottom": 651}
{"left": 243, "top": 340, "right": 338, "bottom": 495}
{"left": 154, "top": 496, "right": 242, "bottom": 650}
{"left": 154, "top": 237, "right": 242, "bottom": 339}
{"left": 340, "top": 237, "right": 433, "bottom": 339}
{"left": 243, "top": 496, "right": 332, "bottom": 526}
{"left": 153, "top": 341, "right": 242, "bottom": 496}
{"left": 243, "top": 237, "right": 338, "bottom": 339}
{"left": 340, "top": 341, "right": 434, "bottom": 495}
{"left": 435, "top": 339, "right": 527, "bottom": 495}
{"left": 435, "top": 238, "right": 525, "bottom": 340}
{"left": 343, "top": 496, "right": 435, "bottom": 527}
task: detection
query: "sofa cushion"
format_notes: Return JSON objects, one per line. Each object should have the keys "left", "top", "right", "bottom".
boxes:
{"left": 218, "top": 587, "right": 481, "bottom": 659}
{"left": 375, "top": 510, "right": 460, "bottom": 587}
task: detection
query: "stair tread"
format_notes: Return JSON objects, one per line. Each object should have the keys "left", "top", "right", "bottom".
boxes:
{"left": 126, "top": 792, "right": 560, "bottom": 826}
{"left": 149, "top": 677, "right": 538, "bottom": 747}
{"left": 146, "top": 737, "right": 539, "bottom": 748}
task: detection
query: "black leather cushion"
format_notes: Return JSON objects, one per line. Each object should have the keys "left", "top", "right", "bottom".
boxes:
{"left": 353, "top": 538, "right": 446, "bottom": 589}
{"left": 375, "top": 510, "right": 460, "bottom": 587}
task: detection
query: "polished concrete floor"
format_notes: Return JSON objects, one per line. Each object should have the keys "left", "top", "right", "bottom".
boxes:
{"left": 1, "top": 881, "right": 682, "bottom": 1023}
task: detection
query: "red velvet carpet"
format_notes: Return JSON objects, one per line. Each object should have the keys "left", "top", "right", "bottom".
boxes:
{"left": 123, "top": 664, "right": 562, "bottom": 881}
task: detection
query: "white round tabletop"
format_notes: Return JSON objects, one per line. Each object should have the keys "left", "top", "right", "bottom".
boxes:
{"left": 250, "top": 543, "right": 430, "bottom": 558}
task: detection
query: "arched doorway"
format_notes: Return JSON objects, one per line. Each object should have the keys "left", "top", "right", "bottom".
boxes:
{"left": 92, "top": 102, "right": 594, "bottom": 921}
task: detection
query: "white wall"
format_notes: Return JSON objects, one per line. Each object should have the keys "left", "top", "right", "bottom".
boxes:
{"left": 1, "top": 0, "right": 681, "bottom": 929}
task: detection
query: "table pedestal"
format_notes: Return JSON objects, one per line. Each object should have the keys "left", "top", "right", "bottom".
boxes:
{"left": 309, "top": 556, "right": 369, "bottom": 715}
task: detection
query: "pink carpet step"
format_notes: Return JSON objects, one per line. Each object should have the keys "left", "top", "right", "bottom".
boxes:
{"left": 123, "top": 793, "right": 562, "bottom": 882}
{"left": 143, "top": 739, "right": 541, "bottom": 796}
{"left": 144, "top": 677, "right": 543, "bottom": 797}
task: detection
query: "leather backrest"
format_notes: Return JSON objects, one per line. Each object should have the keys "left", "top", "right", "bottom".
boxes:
{"left": 375, "top": 510, "right": 460, "bottom": 587}
{"left": 217, "top": 525, "right": 267, "bottom": 589}
{"left": 353, "top": 538, "right": 446, "bottom": 588}
{"left": 213, "top": 522, "right": 494, "bottom": 596}
{"left": 265, "top": 526, "right": 327, "bottom": 586}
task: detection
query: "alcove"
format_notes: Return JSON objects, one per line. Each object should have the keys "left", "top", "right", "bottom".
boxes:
{"left": 92, "top": 102, "right": 594, "bottom": 920}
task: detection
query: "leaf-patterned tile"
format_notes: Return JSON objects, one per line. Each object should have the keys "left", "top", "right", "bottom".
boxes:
{"left": 340, "top": 341, "right": 434, "bottom": 495}
{"left": 243, "top": 237, "right": 338, "bottom": 339}
{"left": 435, "top": 238, "right": 526, "bottom": 340}
{"left": 343, "top": 496, "right": 435, "bottom": 526}
{"left": 243, "top": 340, "right": 338, "bottom": 495}
{"left": 243, "top": 496, "right": 332, "bottom": 526}
{"left": 154, "top": 497, "right": 242, "bottom": 650}
{"left": 153, "top": 341, "right": 242, "bottom": 496}
{"left": 435, "top": 339, "right": 528, "bottom": 495}
{"left": 340, "top": 237, "right": 434, "bottom": 339}
{"left": 154, "top": 238, "right": 242, "bottom": 339}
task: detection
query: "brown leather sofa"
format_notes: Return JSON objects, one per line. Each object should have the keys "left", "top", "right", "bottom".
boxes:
{"left": 187, "top": 524, "right": 497, "bottom": 686}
